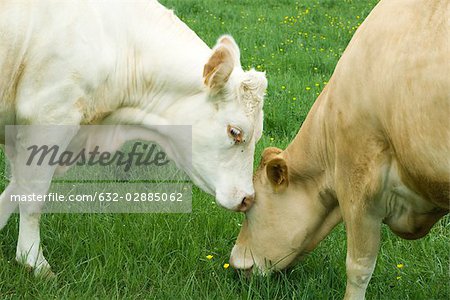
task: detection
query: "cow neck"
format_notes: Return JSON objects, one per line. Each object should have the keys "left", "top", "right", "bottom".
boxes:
{"left": 281, "top": 85, "right": 342, "bottom": 238}
{"left": 281, "top": 84, "right": 336, "bottom": 193}
{"left": 114, "top": 2, "right": 212, "bottom": 113}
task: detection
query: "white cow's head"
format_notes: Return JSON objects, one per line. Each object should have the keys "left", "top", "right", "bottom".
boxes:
{"left": 189, "top": 35, "right": 267, "bottom": 211}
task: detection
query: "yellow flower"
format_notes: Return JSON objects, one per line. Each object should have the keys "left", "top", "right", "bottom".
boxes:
{"left": 281, "top": 85, "right": 286, "bottom": 90}
{"left": 270, "top": 137, "right": 274, "bottom": 141}
{"left": 396, "top": 263, "right": 404, "bottom": 269}
{"left": 305, "top": 87, "right": 311, "bottom": 91}
{"left": 396, "top": 276, "right": 401, "bottom": 280}
{"left": 223, "top": 263, "right": 230, "bottom": 269}
{"left": 206, "top": 255, "right": 213, "bottom": 260}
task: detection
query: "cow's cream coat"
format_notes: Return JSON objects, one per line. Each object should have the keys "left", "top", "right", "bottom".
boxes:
{"left": 230, "top": 1, "right": 449, "bottom": 299}
{"left": 0, "top": 0, "right": 267, "bottom": 276}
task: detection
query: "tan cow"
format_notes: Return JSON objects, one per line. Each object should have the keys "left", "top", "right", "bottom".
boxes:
{"left": 229, "top": 0, "right": 449, "bottom": 299}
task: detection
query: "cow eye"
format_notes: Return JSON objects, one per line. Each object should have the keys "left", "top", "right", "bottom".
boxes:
{"left": 227, "top": 125, "right": 244, "bottom": 144}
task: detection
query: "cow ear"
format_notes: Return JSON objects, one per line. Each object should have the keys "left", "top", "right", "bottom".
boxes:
{"left": 261, "top": 147, "right": 283, "bottom": 165}
{"left": 217, "top": 35, "right": 241, "bottom": 66}
{"left": 266, "top": 157, "right": 289, "bottom": 192}
{"left": 203, "top": 44, "right": 234, "bottom": 93}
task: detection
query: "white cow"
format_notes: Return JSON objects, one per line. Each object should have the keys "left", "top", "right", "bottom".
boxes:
{"left": 0, "top": 0, "right": 267, "bottom": 276}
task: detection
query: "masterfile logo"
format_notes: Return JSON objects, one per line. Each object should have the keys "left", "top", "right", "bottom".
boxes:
{"left": 4, "top": 125, "right": 192, "bottom": 213}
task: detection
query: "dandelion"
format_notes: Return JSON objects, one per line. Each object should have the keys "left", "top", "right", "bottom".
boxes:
{"left": 396, "top": 276, "right": 401, "bottom": 280}
{"left": 281, "top": 85, "right": 286, "bottom": 90}
{"left": 305, "top": 87, "right": 311, "bottom": 91}
{"left": 206, "top": 255, "right": 213, "bottom": 260}
{"left": 293, "top": 97, "right": 297, "bottom": 100}
{"left": 315, "top": 83, "right": 320, "bottom": 87}
{"left": 270, "top": 137, "right": 274, "bottom": 141}
{"left": 223, "top": 263, "right": 230, "bottom": 269}
{"left": 396, "top": 263, "right": 404, "bottom": 269}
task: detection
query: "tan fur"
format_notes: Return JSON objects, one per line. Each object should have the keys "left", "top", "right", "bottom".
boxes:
{"left": 266, "top": 157, "right": 289, "bottom": 191}
{"left": 231, "top": 1, "right": 449, "bottom": 298}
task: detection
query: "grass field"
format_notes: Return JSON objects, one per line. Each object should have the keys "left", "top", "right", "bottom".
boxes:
{"left": 0, "top": 0, "right": 449, "bottom": 299}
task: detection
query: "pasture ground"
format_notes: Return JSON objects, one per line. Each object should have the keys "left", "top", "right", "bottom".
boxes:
{"left": 0, "top": 0, "right": 448, "bottom": 299}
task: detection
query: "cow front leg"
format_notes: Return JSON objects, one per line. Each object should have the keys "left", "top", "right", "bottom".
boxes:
{"left": 11, "top": 125, "right": 79, "bottom": 277}
{"left": 0, "top": 181, "right": 20, "bottom": 230}
{"left": 16, "top": 193, "right": 52, "bottom": 277}
{"left": 335, "top": 129, "right": 388, "bottom": 299}
{"left": 343, "top": 208, "right": 381, "bottom": 300}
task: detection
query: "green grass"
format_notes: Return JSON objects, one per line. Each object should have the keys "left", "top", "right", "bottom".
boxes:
{"left": 1, "top": 0, "right": 449, "bottom": 299}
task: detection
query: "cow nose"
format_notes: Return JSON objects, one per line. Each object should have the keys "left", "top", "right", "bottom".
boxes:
{"left": 237, "top": 194, "right": 254, "bottom": 212}
{"left": 229, "top": 255, "right": 254, "bottom": 277}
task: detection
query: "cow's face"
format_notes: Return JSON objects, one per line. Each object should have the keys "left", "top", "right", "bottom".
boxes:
{"left": 229, "top": 147, "right": 333, "bottom": 272}
{"left": 190, "top": 36, "right": 267, "bottom": 211}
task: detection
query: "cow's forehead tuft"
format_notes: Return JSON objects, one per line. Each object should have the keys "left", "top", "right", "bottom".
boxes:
{"left": 237, "top": 71, "right": 267, "bottom": 118}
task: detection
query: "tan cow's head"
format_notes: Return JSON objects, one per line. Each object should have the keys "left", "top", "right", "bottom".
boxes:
{"left": 229, "top": 147, "right": 341, "bottom": 272}
{"left": 188, "top": 35, "right": 267, "bottom": 211}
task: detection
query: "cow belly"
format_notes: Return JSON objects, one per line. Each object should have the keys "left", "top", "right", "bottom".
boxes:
{"left": 385, "top": 207, "right": 448, "bottom": 240}
{"left": 382, "top": 185, "right": 448, "bottom": 240}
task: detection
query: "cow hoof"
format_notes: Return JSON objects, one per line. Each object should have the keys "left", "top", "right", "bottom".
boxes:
{"left": 16, "top": 256, "right": 56, "bottom": 279}
{"left": 34, "top": 267, "right": 56, "bottom": 279}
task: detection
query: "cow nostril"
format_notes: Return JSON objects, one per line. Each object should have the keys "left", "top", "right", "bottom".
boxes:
{"left": 238, "top": 195, "right": 254, "bottom": 212}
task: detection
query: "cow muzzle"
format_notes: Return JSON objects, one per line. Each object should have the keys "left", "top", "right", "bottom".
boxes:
{"left": 236, "top": 194, "right": 254, "bottom": 212}
{"left": 216, "top": 192, "right": 255, "bottom": 212}
{"left": 229, "top": 244, "right": 255, "bottom": 271}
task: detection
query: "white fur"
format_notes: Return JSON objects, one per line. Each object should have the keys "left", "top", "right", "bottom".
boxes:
{"left": 0, "top": 0, "right": 267, "bottom": 275}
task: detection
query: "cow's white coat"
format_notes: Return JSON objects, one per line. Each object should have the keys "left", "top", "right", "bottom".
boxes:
{"left": 0, "top": 0, "right": 267, "bottom": 275}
